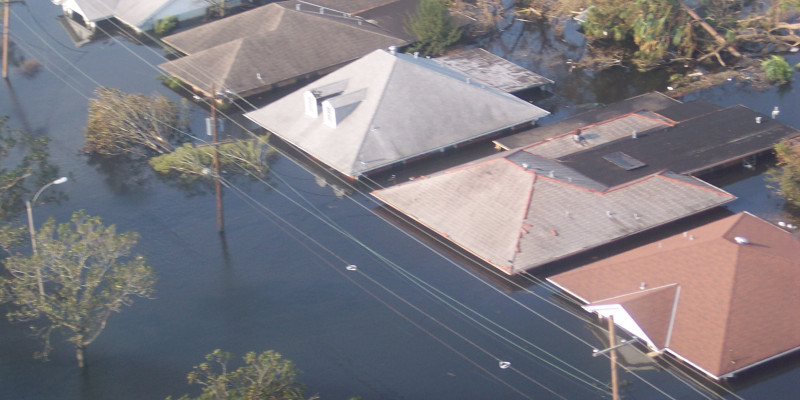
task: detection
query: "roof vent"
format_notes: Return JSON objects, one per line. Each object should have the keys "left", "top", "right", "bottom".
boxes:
{"left": 631, "top": 130, "right": 638, "bottom": 139}
{"left": 639, "top": 282, "right": 646, "bottom": 290}
{"left": 388, "top": 45, "right": 397, "bottom": 55}
{"left": 755, "top": 116, "right": 762, "bottom": 124}
{"left": 548, "top": 170, "right": 555, "bottom": 178}
{"left": 413, "top": 51, "right": 419, "bottom": 58}
{"left": 734, "top": 236, "right": 749, "bottom": 245}
{"left": 521, "top": 162, "right": 529, "bottom": 169}
{"left": 296, "top": 3, "right": 301, "bottom": 10}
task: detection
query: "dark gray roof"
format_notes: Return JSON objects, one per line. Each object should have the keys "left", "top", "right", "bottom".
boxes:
{"left": 550, "top": 105, "right": 800, "bottom": 187}
{"left": 245, "top": 49, "right": 549, "bottom": 178}
{"left": 436, "top": 48, "right": 553, "bottom": 93}
{"left": 494, "top": 92, "right": 684, "bottom": 150}
{"left": 159, "top": 2, "right": 407, "bottom": 97}
{"left": 348, "top": 0, "right": 421, "bottom": 41}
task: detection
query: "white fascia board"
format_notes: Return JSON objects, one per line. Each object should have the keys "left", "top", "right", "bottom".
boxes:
{"left": 584, "top": 304, "right": 658, "bottom": 351}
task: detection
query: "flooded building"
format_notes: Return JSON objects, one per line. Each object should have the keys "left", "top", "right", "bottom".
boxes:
{"left": 244, "top": 48, "right": 549, "bottom": 179}
{"left": 548, "top": 212, "right": 800, "bottom": 380}
{"left": 159, "top": 1, "right": 408, "bottom": 98}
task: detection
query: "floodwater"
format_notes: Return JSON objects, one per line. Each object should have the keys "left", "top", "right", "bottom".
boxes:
{"left": 1, "top": 3, "right": 799, "bottom": 400}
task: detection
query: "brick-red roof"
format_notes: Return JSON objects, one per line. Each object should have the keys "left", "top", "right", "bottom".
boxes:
{"left": 549, "top": 212, "right": 800, "bottom": 379}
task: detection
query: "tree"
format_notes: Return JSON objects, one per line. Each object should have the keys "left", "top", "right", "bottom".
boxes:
{"left": 155, "top": 16, "right": 179, "bottom": 37}
{"left": 82, "top": 87, "right": 189, "bottom": 157}
{"left": 583, "top": 0, "right": 695, "bottom": 70}
{"left": 169, "top": 349, "right": 307, "bottom": 400}
{"left": 407, "top": 0, "right": 462, "bottom": 56}
{"left": 149, "top": 138, "right": 275, "bottom": 186}
{"left": 768, "top": 140, "right": 800, "bottom": 207}
{"left": 0, "top": 211, "right": 156, "bottom": 368}
{"left": 761, "top": 55, "right": 792, "bottom": 85}
{"left": 0, "top": 116, "right": 60, "bottom": 253}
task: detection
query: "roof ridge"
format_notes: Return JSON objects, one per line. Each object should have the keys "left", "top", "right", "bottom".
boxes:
{"left": 351, "top": 50, "right": 397, "bottom": 175}
{"left": 218, "top": 38, "right": 246, "bottom": 89}
{"left": 288, "top": 3, "right": 406, "bottom": 42}
{"left": 592, "top": 282, "right": 679, "bottom": 304}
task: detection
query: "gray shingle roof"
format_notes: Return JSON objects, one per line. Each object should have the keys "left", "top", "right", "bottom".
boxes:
{"left": 159, "top": 2, "right": 407, "bottom": 97}
{"left": 436, "top": 48, "right": 553, "bottom": 92}
{"left": 372, "top": 153, "right": 735, "bottom": 274}
{"left": 245, "top": 49, "right": 550, "bottom": 178}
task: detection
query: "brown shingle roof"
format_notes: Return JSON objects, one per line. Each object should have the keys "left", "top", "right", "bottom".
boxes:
{"left": 548, "top": 212, "right": 800, "bottom": 379}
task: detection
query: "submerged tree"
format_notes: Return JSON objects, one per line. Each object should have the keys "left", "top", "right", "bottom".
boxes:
{"left": 768, "top": 140, "right": 800, "bottom": 207}
{"left": 83, "top": 87, "right": 189, "bottom": 157}
{"left": 0, "top": 116, "right": 60, "bottom": 253}
{"left": 168, "top": 349, "right": 307, "bottom": 400}
{"left": 0, "top": 211, "right": 156, "bottom": 368}
{"left": 407, "top": 0, "right": 462, "bottom": 56}
{"left": 149, "top": 138, "right": 274, "bottom": 185}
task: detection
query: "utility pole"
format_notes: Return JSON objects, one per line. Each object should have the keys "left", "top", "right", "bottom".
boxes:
{"left": 608, "top": 316, "right": 620, "bottom": 400}
{"left": 592, "top": 316, "right": 634, "bottom": 400}
{"left": 3, "top": 0, "right": 10, "bottom": 79}
{"left": 209, "top": 84, "right": 224, "bottom": 233}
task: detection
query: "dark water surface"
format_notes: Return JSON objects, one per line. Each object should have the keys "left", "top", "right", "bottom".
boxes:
{"left": 1, "top": 3, "right": 799, "bottom": 400}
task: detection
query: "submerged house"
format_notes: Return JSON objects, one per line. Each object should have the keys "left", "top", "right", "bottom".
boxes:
{"left": 371, "top": 93, "right": 800, "bottom": 275}
{"left": 244, "top": 48, "right": 550, "bottom": 179}
{"left": 158, "top": 1, "right": 409, "bottom": 98}
{"left": 52, "top": 0, "right": 243, "bottom": 32}
{"left": 494, "top": 92, "right": 800, "bottom": 176}
{"left": 371, "top": 149, "right": 735, "bottom": 275}
{"left": 548, "top": 212, "right": 800, "bottom": 380}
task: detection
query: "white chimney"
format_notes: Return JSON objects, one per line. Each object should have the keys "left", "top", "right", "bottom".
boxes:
{"left": 303, "top": 91, "right": 319, "bottom": 117}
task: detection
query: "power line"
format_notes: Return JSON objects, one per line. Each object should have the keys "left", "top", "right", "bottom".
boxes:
{"left": 11, "top": 8, "right": 725, "bottom": 399}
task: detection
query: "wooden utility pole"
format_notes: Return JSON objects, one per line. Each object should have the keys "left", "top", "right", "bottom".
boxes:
{"left": 210, "top": 84, "right": 224, "bottom": 233}
{"left": 608, "top": 316, "right": 620, "bottom": 400}
{"left": 3, "top": 0, "right": 10, "bottom": 79}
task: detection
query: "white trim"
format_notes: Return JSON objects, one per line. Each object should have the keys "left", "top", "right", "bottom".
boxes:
{"left": 584, "top": 304, "right": 658, "bottom": 351}
{"left": 664, "top": 285, "right": 681, "bottom": 348}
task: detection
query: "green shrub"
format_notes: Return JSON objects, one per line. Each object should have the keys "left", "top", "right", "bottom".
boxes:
{"left": 157, "top": 74, "right": 185, "bottom": 91}
{"left": 761, "top": 55, "right": 792, "bottom": 85}
{"left": 154, "top": 16, "right": 178, "bottom": 37}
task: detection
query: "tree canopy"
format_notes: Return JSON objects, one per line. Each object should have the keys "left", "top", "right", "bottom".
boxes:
{"left": 83, "top": 87, "right": 189, "bottom": 157}
{"left": 0, "top": 211, "right": 156, "bottom": 367}
{"left": 407, "top": 0, "right": 462, "bottom": 56}
{"left": 169, "top": 349, "right": 306, "bottom": 400}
